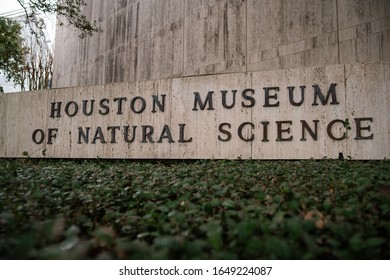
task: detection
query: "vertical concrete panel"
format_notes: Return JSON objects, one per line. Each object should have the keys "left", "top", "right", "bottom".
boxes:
{"left": 137, "top": 35, "right": 153, "bottom": 81}
{"left": 6, "top": 94, "right": 21, "bottom": 156}
{"left": 339, "top": 39, "right": 357, "bottom": 64}
{"left": 124, "top": 0, "right": 186, "bottom": 82}
{"left": 138, "top": 0, "right": 153, "bottom": 37}
{"left": 124, "top": 1, "right": 139, "bottom": 83}
{"left": 345, "top": 62, "right": 390, "bottom": 159}
{"left": 356, "top": 33, "right": 381, "bottom": 62}
{"left": 64, "top": 85, "right": 106, "bottom": 158}
{"left": 114, "top": 46, "right": 126, "bottom": 83}
{"left": 150, "top": 14, "right": 184, "bottom": 80}
{"left": 58, "top": 80, "right": 170, "bottom": 159}
{"left": 104, "top": 51, "right": 114, "bottom": 84}
{"left": 303, "top": 44, "right": 339, "bottom": 67}
{"left": 153, "top": 79, "right": 174, "bottom": 158}
{"left": 171, "top": 73, "right": 252, "bottom": 159}
{"left": 0, "top": 93, "right": 11, "bottom": 155}
{"left": 251, "top": 66, "right": 347, "bottom": 159}
{"left": 338, "top": 0, "right": 389, "bottom": 29}
{"left": 183, "top": 0, "right": 246, "bottom": 76}
{"left": 184, "top": 2, "right": 222, "bottom": 74}
{"left": 128, "top": 80, "right": 159, "bottom": 158}
{"left": 381, "top": 29, "right": 390, "bottom": 60}
{"left": 0, "top": 93, "right": 7, "bottom": 155}
{"left": 5, "top": 91, "right": 49, "bottom": 158}
{"left": 339, "top": 26, "right": 386, "bottom": 64}
{"left": 92, "top": 55, "right": 104, "bottom": 86}
{"left": 247, "top": 0, "right": 338, "bottom": 72}
{"left": 338, "top": 0, "right": 390, "bottom": 65}
{"left": 114, "top": 8, "right": 127, "bottom": 47}
{"left": 377, "top": 0, "right": 390, "bottom": 18}
{"left": 48, "top": 87, "right": 78, "bottom": 158}
{"left": 247, "top": 0, "right": 282, "bottom": 54}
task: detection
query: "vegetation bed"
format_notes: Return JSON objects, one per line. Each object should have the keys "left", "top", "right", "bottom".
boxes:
{"left": 0, "top": 159, "right": 389, "bottom": 259}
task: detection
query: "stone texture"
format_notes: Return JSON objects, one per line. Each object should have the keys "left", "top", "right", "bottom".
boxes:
{"left": 21, "top": 1, "right": 390, "bottom": 160}
{"left": 1, "top": 63, "right": 389, "bottom": 159}
{"left": 53, "top": 0, "right": 390, "bottom": 88}
{"left": 344, "top": 63, "right": 390, "bottom": 158}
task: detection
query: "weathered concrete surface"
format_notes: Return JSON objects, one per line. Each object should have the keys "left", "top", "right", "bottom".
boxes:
{"left": 53, "top": 0, "right": 390, "bottom": 88}
{"left": 1, "top": 63, "right": 389, "bottom": 159}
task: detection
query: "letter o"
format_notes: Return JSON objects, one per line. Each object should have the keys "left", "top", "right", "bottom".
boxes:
{"left": 130, "top": 96, "right": 146, "bottom": 114}
{"left": 32, "top": 129, "right": 45, "bottom": 144}
{"left": 65, "top": 101, "right": 79, "bottom": 117}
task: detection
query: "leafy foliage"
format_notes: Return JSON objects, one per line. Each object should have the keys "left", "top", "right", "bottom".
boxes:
{"left": 17, "top": 0, "right": 99, "bottom": 38}
{"left": 0, "top": 17, "right": 24, "bottom": 93}
{"left": 20, "top": 21, "right": 53, "bottom": 91}
{"left": 0, "top": 159, "right": 389, "bottom": 259}
{"left": 1, "top": 1, "right": 98, "bottom": 92}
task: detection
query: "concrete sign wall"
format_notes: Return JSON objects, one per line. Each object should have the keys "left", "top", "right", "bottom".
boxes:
{"left": 1, "top": 63, "right": 389, "bottom": 159}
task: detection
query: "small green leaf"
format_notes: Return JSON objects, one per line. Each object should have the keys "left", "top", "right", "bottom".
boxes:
{"left": 222, "top": 200, "right": 235, "bottom": 209}
{"left": 366, "top": 237, "right": 386, "bottom": 248}
{"left": 207, "top": 222, "right": 222, "bottom": 250}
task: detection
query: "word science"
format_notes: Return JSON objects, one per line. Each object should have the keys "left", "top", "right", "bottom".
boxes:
{"left": 0, "top": 64, "right": 388, "bottom": 159}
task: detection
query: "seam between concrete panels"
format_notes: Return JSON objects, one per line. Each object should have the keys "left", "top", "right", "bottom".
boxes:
{"left": 336, "top": 0, "right": 341, "bottom": 64}
{"left": 245, "top": 0, "right": 248, "bottom": 73}
{"left": 343, "top": 64, "right": 349, "bottom": 157}
{"left": 182, "top": 0, "right": 186, "bottom": 76}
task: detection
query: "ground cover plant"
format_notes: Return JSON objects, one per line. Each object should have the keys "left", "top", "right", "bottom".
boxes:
{"left": 0, "top": 159, "right": 389, "bottom": 259}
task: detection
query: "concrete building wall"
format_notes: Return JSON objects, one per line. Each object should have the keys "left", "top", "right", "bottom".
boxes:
{"left": 52, "top": 0, "right": 390, "bottom": 88}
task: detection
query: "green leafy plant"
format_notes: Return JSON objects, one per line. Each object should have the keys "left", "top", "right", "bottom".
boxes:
{"left": 0, "top": 17, "right": 25, "bottom": 93}
{"left": 0, "top": 159, "right": 389, "bottom": 259}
